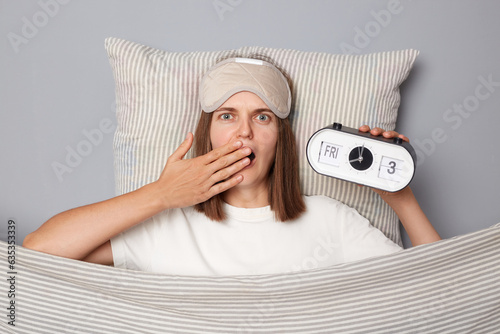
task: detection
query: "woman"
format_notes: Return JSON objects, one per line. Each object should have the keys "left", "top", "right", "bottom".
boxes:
{"left": 23, "top": 57, "right": 441, "bottom": 275}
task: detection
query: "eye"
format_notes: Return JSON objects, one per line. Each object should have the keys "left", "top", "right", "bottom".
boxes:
{"left": 220, "top": 113, "right": 233, "bottom": 120}
{"left": 256, "top": 114, "right": 270, "bottom": 122}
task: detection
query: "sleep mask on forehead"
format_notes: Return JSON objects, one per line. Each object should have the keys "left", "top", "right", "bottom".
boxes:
{"left": 199, "top": 57, "right": 291, "bottom": 118}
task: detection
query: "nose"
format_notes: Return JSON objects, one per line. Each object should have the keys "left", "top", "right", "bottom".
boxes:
{"left": 236, "top": 118, "right": 253, "bottom": 139}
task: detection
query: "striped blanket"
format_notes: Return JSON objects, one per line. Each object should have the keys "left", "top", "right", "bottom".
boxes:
{"left": 2, "top": 224, "right": 499, "bottom": 334}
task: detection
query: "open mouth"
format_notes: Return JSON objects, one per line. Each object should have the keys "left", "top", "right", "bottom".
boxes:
{"left": 247, "top": 152, "right": 255, "bottom": 161}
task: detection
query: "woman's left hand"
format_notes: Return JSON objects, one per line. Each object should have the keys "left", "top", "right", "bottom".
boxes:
{"left": 358, "top": 125, "right": 410, "bottom": 198}
{"left": 359, "top": 125, "right": 441, "bottom": 245}
{"left": 358, "top": 125, "right": 409, "bottom": 143}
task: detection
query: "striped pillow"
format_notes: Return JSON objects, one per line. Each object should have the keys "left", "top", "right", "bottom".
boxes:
{"left": 105, "top": 37, "right": 419, "bottom": 245}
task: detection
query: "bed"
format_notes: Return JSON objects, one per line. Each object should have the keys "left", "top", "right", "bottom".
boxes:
{"left": 2, "top": 223, "right": 499, "bottom": 333}
{"left": 8, "top": 38, "right": 500, "bottom": 333}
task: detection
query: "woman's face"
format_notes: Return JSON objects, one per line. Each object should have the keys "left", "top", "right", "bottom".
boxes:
{"left": 210, "top": 91, "right": 279, "bottom": 192}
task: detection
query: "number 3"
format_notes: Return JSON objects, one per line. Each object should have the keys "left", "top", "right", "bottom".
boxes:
{"left": 387, "top": 161, "right": 396, "bottom": 174}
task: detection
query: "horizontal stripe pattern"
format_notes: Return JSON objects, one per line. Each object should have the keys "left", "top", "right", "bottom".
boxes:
{"left": 2, "top": 223, "right": 499, "bottom": 333}
{"left": 106, "top": 38, "right": 419, "bottom": 246}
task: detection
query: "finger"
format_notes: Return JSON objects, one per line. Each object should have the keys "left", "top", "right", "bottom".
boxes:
{"left": 169, "top": 132, "right": 194, "bottom": 162}
{"left": 207, "top": 174, "right": 244, "bottom": 197}
{"left": 382, "top": 130, "right": 400, "bottom": 138}
{"left": 399, "top": 134, "right": 410, "bottom": 143}
{"left": 359, "top": 125, "right": 371, "bottom": 133}
{"left": 209, "top": 157, "right": 251, "bottom": 183}
{"left": 370, "top": 127, "right": 384, "bottom": 136}
{"left": 210, "top": 146, "right": 252, "bottom": 172}
{"left": 381, "top": 131, "right": 410, "bottom": 143}
{"left": 201, "top": 140, "right": 243, "bottom": 165}
{"left": 204, "top": 145, "right": 252, "bottom": 177}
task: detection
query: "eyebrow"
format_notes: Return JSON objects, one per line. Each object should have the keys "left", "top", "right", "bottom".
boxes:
{"left": 214, "top": 107, "right": 273, "bottom": 113}
{"left": 214, "top": 107, "right": 236, "bottom": 112}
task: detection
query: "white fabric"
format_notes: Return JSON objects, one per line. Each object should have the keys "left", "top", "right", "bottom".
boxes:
{"left": 111, "top": 195, "right": 401, "bottom": 276}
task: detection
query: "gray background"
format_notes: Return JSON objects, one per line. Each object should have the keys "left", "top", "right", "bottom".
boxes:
{"left": 1, "top": 0, "right": 499, "bottom": 248}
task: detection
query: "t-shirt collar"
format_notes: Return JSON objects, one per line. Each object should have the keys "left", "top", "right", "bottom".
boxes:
{"left": 222, "top": 202, "right": 273, "bottom": 222}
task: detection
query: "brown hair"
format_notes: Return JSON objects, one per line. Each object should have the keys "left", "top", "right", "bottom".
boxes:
{"left": 193, "top": 111, "right": 306, "bottom": 222}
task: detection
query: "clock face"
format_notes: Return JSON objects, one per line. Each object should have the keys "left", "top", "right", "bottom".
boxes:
{"left": 306, "top": 124, "right": 417, "bottom": 192}
{"left": 348, "top": 146, "right": 373, "bottom": 171}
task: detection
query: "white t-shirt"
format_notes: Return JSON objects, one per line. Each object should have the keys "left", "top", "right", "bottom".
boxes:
{"left": 111, "top": 195, "right": 401, "bottom": 276}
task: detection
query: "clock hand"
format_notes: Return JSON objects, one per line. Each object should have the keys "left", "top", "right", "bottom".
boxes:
{"left": 349, "top": 156, "right": 364, "bottom": 163}
{"left": 351, "top": 144, "right": 365, "bottom": 164}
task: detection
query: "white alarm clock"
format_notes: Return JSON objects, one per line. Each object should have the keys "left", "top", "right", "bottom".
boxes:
{"left": 306, "top": 123, "right": 417, "bottom": 192}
